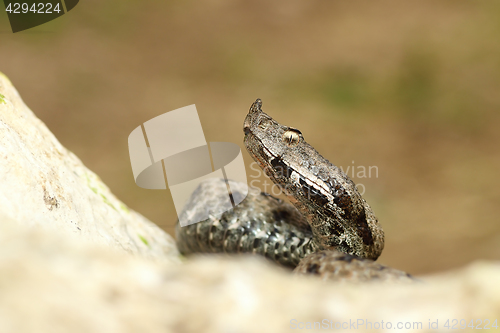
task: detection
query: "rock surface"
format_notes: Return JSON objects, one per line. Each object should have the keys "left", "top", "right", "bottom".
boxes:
{"left": 0, "top": 73, "right": 499, "bottom": 333}
{"left": 0, "top": 72, "right": 179, "bottom": 263}
{"left": 0, "top": 218, "right": 499, "bottom": 333}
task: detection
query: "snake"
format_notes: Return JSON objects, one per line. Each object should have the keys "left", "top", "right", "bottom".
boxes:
{"left": 175, "top": 99, "right": 413, "bottom": 282}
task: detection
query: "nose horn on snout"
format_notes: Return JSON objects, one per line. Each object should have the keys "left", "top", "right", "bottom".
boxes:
{"left": 249, "top": 98, "right": 263, "bottom": 113}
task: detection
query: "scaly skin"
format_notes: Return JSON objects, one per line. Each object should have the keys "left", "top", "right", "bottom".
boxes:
{"left": 243, "top": 99, "right": 384, "bottom": 260}
{"left": 176, "top": 99, "right": 414, "bottom": 282}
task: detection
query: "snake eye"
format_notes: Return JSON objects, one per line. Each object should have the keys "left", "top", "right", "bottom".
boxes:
{"left": 259, "top": 118, "right": 272, "bottom": 130}
{"left": 282, "top": 129, "right": 301, "bottom": 147}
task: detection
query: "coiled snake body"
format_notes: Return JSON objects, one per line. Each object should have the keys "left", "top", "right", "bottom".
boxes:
{"left": 176, "top": 99, "right": 412, "bottom": 282}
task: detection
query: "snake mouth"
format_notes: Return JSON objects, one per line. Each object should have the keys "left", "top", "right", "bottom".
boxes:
{"left": 244, "top": 130, "right": 273, "bottom": 165}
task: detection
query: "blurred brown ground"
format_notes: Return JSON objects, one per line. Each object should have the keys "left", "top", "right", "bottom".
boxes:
{"left": 1, "top": 0, "right": 499, "bottom": 275}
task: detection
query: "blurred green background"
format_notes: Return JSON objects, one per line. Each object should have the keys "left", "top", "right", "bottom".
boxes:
{"left": 1, "top": 0, "right": 499, "bottom": 275}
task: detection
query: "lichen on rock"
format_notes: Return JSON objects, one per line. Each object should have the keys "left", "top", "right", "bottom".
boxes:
{"left": 0, "top": 71, "right": 179, "bottom": 264}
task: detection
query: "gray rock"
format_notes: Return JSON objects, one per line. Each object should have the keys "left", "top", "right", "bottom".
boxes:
{"left": 0, "top": 219, "right": 499, "bottom": 333}
{"left": 0, "top": 72, "right": 179, "bottom": 264}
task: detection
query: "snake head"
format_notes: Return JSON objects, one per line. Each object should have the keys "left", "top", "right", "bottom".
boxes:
{"left": 243, "top": 99, "right": 301, "bottom": 163}
{"left": 244, "top": 98, "right": 303, "bottom": 151}
{"left": 242, "top": 99, "right": 384, "bottom": 260}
